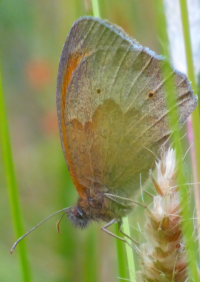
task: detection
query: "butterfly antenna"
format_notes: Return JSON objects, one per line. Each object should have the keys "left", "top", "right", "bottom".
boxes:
{"left": 10, "top": 207, "right": 70, "bottom": 254}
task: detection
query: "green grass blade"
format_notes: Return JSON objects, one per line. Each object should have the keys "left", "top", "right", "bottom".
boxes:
{"left": 154, "top": 1, "right": 199, "bottom": 280}
{"left": 179, "top": 0, "right": 200, "bottom": 209}
{"left": 90, "top": 3, "right": 135, "bottom": 279}
{"left": 122, "top": 217, "right": 136, "bottom": 282}
{"left": 115, "top": 224, "right": 128, "bottom": 280}
{"left": 0, "top": 65, "right": 31, "bottom": 281}
{"left": 179, "top": 0, "right": 200, "bottom": 264}
{"left": 179, "top": 1, "right": 197, "bottom": 93}
{"left": 82, "top": 2, "right": 100, "bottom": 275}
{"left": 91, "top": 0, "right": 100, "bottom": 18}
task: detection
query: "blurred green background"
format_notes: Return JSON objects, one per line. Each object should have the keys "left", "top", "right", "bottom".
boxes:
{"left": 0, "top": 0, "right": 187, "bottom": 281}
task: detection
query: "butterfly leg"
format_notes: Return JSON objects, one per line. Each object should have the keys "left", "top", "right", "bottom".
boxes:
{"left": 105, "top": 193, "right": 147, "bottom": 208}
{"left": 101, "top": 218, "right": 126, "bottom": 242}
{"left": 105, "top": 195, "right": 129, "bottom": 208}
{"left": 118, "top": 219, "right": 139, "bottom": 245}
{"left": 101, "top": 218, "right": 134, "bottom": 249}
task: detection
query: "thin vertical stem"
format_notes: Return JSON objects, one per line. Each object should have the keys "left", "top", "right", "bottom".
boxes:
{"left": 91, "top": 0, "right": 100, "bottom": 18}
{"left": 179, "top": 0, "right": 200, "bottom": 181}
{"left": 154, "top": 1, "right": 199, "bottom": 280}
{"left": 90, "top": 3, "right": 135, "bottom": 279}
{"left": 122, "top": 217, "right": 136, "bottom": 282}
{"left": 179, "top": 2, "right": 200, "bottom": 260}
{"left": 0, "top": 67, "right": 31, "bottom": 280}
{"left": 84, "top": 4, "right": 100, "bottom": 282}
{"left": 115, "top": 224, "right": 128, "bottom": 280}
{"left": 179, "top": 1, "right": 197, "bottom": 93}
{"left": 187, "top": 116, "right": 200, "bottom": 261}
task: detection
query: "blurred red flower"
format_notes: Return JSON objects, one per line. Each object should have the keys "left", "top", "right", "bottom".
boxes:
{"left": 26, "top": 60, "right": 52, "bottom": 89}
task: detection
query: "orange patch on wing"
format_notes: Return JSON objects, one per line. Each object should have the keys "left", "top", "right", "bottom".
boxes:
{"left": 61, "top": 52, "right": 87, "bottom": 199}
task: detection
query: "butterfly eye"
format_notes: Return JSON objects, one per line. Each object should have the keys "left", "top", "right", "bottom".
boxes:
{"left": 148, "top": 91, "right": 155, "bottom": 99}
{"left": 77, "top": 207, "right": 84, "bottom": 218}
{"left": 96, "top": 88, "right": 101, "bottom": 94}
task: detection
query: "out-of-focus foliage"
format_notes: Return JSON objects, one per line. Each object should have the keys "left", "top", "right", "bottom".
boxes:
{"left": 0, "top": 1, "right": 194, "bottom": 282}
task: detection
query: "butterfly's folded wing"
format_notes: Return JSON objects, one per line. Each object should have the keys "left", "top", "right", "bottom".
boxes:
{"left": 56, "top": 17, "right": 197, "bottom": 199}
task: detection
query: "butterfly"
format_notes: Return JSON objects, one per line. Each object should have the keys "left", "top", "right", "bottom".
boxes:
{"left": 11, "top": 16, "right": 197, "bottom": 252}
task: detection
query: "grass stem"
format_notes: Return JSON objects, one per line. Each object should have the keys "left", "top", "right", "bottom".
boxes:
{"left": 115, "top": 224, "right": 128, "bottom": 280}
{"left": 91, "top": 0, "right": 100, "bottom": 18}
{"left": 0, "top": 65, "right": 31, "bottom": 282}
{"left": 179, "top": 1, "right": 200, "bottom": 262}
{"left": 154, "top": 1, "right": 199, "bottom": 280}
{"left": 122, "top": 217, "right": 136, "bottom": 282}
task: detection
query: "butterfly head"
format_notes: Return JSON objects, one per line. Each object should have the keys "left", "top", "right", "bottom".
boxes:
{"left": 66, "top": 206, "right": 91, "bottom": 229}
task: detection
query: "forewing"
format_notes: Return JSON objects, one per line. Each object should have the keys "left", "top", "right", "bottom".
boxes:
{"left": 56, "top": 17, "right": 197, "bottom": 199}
